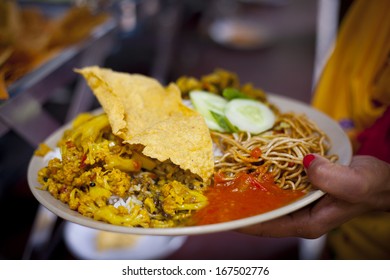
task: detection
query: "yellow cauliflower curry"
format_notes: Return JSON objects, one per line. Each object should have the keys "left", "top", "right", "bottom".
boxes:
{"left": 37, "top": 112, "right": 209, "bottom": 228}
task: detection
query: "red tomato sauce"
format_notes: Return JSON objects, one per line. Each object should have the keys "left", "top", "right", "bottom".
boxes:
{"left": 191, "top": 171, "right": 306, "bottom": 226}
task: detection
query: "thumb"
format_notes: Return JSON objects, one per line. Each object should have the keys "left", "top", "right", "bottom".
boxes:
{"left": 303, "top": 154, "right": 362, "bottom": 203}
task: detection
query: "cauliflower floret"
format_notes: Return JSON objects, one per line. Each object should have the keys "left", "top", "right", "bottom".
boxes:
{"left": 94, "top": 204, "right": 150, "bottom": 227}
{"left": 161, "top": 180, "right": 207, "bottom": 216}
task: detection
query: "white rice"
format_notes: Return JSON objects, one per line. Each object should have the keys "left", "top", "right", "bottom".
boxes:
{"left": 112, "top": 195, "right": 143, "bottom": 213}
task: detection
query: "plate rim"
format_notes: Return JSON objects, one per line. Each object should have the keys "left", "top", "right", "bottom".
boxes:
{"left": 27, "top": 93, "right": 352, "bottom": 236}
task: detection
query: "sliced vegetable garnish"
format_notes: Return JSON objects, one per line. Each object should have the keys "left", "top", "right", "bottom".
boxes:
{"left": 224, "top": 99, "right": 275, "bottom": 134}
{"left": 189, "top": 90, "right": 228, "bottom": 132}
{"left": 190, "top": 90, "right": 275, "bottom": 134}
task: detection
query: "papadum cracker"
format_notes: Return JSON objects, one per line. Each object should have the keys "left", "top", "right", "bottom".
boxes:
{"left": 76, "top": 66, "right": 214, "bottom": 181}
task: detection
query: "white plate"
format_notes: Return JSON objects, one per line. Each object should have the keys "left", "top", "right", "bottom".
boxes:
{"left": 64, "top": 222, "right": 187, "bottom": 260}
{"left": 27, "top": 94, "right": 352, "bottom": 236}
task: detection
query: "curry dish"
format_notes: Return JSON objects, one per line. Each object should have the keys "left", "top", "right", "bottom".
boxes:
{"left": 37, "top": 113, "right": 208, "bottom": 228}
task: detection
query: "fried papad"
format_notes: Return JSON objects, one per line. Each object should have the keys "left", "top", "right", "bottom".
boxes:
{"left": 76, "top": 66, "right": 214, "bottom": 181}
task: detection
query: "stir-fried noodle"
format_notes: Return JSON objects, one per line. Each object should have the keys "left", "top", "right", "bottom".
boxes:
{"left": 211, "top": 113, "right": 338, "bottom": 191}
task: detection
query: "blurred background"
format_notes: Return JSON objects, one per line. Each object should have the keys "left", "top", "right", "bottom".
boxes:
{"left": 0, "top": 0, "right": 352, "bottom": 260}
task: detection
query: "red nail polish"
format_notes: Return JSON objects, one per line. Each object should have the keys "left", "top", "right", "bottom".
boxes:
{"left": 303, "top": 154, "right": 316, "bottom": 169}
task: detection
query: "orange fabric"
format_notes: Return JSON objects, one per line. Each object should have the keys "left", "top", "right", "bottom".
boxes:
{"left": 312, "top": 0, "right": 390, "bottom": 148}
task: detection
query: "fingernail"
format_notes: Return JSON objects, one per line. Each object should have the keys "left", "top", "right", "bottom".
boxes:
{"left": 303, "top": 154, "right": 316, "bottom": 169}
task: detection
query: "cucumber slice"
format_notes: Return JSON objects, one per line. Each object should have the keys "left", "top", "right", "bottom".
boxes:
{"left": 189, "top": 90, "right": 228, "bottom": 132}
{"left": 224, "top": 99, "right": 275, "bottom": 134}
